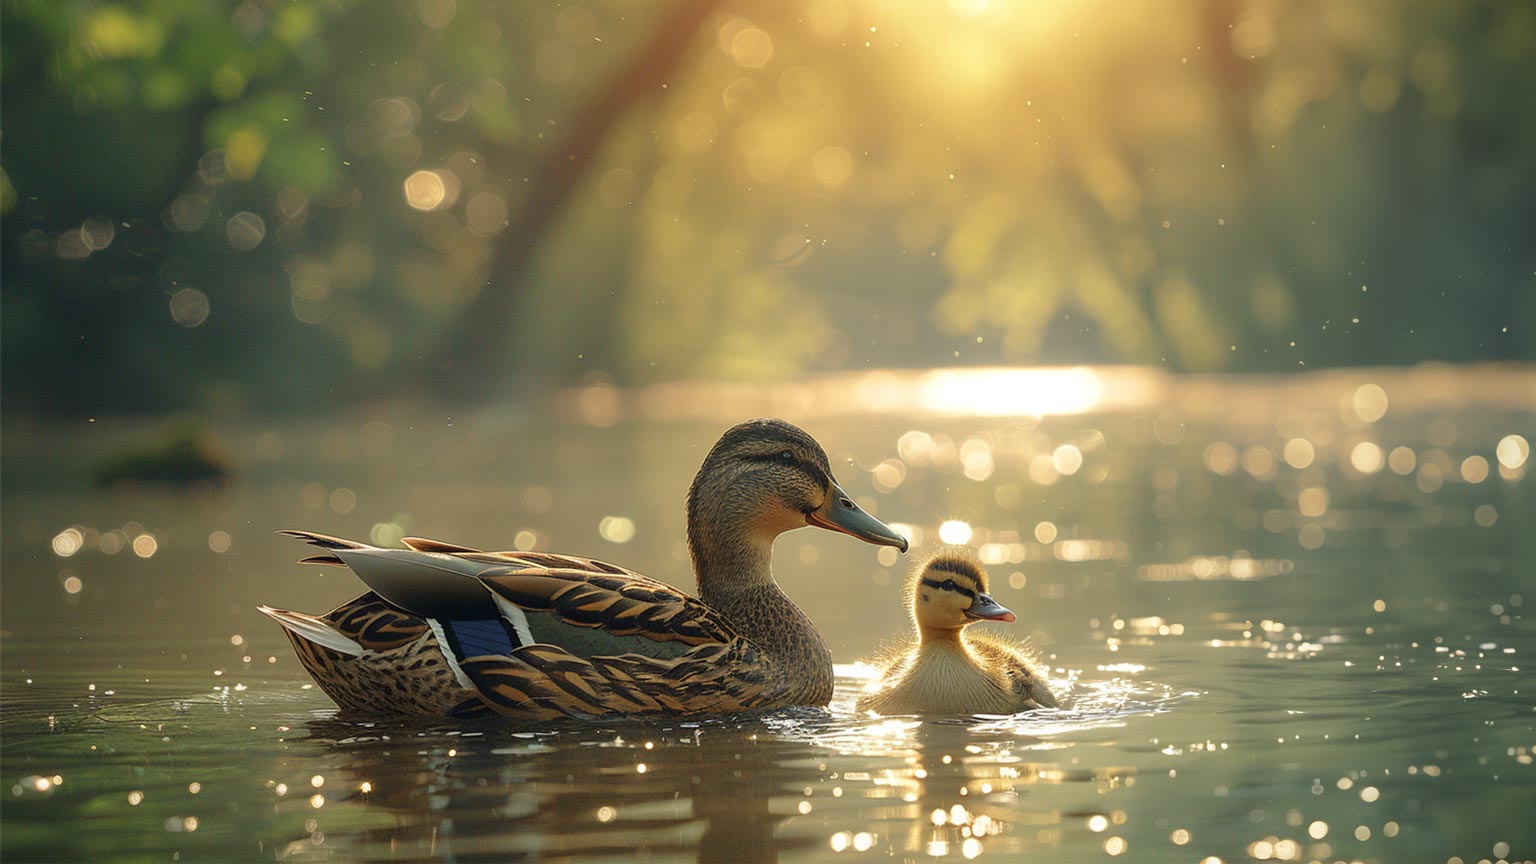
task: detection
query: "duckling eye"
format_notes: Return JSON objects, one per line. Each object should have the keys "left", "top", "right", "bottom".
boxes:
{"left": 941, "top": 579, "right": 957, "bottom": 592}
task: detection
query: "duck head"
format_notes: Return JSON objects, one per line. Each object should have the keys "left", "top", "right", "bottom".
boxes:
{"left": 686, "top": 419, "right": 909, "bottom": 573}
{"left": 910, "top": 547, "right": 1016, "bottom": 633}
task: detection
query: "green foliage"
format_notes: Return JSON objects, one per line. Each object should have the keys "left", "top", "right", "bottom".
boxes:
{"left": 2, "top": 1, "right": 1533, "bottom": 416}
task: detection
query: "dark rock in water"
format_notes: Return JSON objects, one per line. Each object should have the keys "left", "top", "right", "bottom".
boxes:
{"left": 94, "top": 424, "right": 233, "bottom": 488}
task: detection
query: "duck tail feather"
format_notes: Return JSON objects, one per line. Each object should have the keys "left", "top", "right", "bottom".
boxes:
{"left": 401, "top": 536, "right": 484, "bottom": 554}
{"left": 257, "top": 605, "right": 366, "bottom": 656}
{"left": 296, "top": 554, "right": 348, "bottom": 567}
{"left": 277, "top": 530, "right": 372, "bottom": 551}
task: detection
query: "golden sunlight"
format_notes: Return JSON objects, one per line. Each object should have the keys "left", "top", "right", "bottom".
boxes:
{"left": 916, "top": 368, "right": 1104, "bottom": 417}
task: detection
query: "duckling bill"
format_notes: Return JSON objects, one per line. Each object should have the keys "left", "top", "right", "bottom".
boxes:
{"left": 857, "top": 547, "right": 1058, "bottom": 715}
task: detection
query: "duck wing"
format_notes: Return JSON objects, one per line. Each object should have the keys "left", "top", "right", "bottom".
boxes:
{"left": 400, "top": 535, "right": 634, "bottom": 575}
{"left": 434, "top": 565, "right": 765, "bottom": 717}
{"left": 281, "top": 530, "right": 728, "bottom": 650}
{"left": 280, "top": 530, "right": 509, "bottom": 617}
{"left": 965, "top": 633, "right": 1058, "bottom": 709}
{"left": 478, "top": 565, "right": 736, "bottom": 647}
{"left": 280, "top": 531, "right": 770, "bottom": 717}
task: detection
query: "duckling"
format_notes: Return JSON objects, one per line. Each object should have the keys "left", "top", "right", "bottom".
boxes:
{"left": 260, "top": 418, "right": 910, "bottom": 718}
{"left": 857, "top": 548, "right": 1058, "bottom": 715}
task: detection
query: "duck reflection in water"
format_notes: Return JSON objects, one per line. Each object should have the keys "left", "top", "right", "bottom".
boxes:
{"left": 293, "top": 713, "right": 829, "bottom": 863}
{"left": 899, "top": 723, "right": 1055, "bottom": 858}
{"left": 840, "top": 717, "right": 1140, "bottom": 858}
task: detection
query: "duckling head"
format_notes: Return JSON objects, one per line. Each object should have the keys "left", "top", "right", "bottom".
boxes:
{"left": 909, "top": 547, "right": 1016, "bottom": 633}
{"left": 687, "top": 419, "right": 908, "bottom": 571}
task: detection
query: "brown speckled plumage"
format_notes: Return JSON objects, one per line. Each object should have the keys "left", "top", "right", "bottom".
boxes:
{"left": 262, "top": 418, "right": 905, "bottom": 718}
{"left": 274, "top": 593, "right": 490, "bottom": 717}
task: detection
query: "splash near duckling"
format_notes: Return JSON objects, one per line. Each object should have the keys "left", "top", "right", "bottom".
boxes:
{"left": 857, "top": 547, "right": 1058, "bottom": 715}
{"left": 260, "top": 418, "right": 909, "bottom": 719}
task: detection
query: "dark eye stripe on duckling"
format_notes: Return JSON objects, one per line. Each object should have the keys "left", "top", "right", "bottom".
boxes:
{"left": 920, "top": 577, "right": 979, "bottom": 600}
{"left": 739, "top": 451, "right": 830, "bottom": 490}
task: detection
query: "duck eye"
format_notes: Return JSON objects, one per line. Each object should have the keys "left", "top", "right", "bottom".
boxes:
{"left": 941, "top": 579, "right": 957, "bottom": 591}
{"left": 777, "top": 449, "right": 795, "bottom": 462}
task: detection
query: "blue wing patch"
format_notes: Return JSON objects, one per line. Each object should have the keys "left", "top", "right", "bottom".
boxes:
{"left": 442, "top": 618, "right": 521, "bottom": 659}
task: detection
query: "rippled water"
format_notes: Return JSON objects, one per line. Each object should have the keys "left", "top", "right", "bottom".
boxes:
{"left": 3, "top": 366, "right": 1533, "bottom": 863}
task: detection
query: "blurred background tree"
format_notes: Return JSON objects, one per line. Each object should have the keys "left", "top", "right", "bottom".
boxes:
{"left": 3, "top": 0, "right": 1533, "bottom": 416}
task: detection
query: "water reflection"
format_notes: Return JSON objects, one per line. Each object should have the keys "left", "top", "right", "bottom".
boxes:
{"left": 265, "top": 667, "right": 1188, "bottom": 863}
{"left": 874, "top": 724, "right": 1056, "bottom": 859}
{"left": 295, "top": 713, "right": 825, "bottom": 863}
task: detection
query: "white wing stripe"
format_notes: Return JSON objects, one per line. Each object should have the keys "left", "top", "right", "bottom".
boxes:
{"left": 425, "top": 618, "right": 475, "bottom": 689}
{"left": 492, "top": 593, "right": 536, "bottom": 647}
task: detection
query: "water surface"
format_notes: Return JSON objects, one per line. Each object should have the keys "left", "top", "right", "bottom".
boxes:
{"left": 3, "top": 366, "right": 1533, "bottom": 863}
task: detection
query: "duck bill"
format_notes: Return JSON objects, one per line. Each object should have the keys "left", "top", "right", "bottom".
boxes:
{"left": 806, "top": 482, "right": 909, "bottom": 552}
{"left": 965, "top": 594, "right": 1016, "bottom": 623}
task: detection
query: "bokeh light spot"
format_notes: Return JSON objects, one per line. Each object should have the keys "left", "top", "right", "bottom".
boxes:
{"left": 465, "top": 191, "right": 508, "bottom": 236}
{"left": 599, "top": 516, "right": 636, "bottom": 544}
{"left": 1496, "top": 434, "right": 1528, "bottom": 469}
{"left": 1297, "top": 487, "right": 1329, "bottom": 518}
{"left": 959, "top": 438, "right": 994, "bottom": 481}
{"left": 1349, "top": 441, "right": 1383, "bottom": 473}
{"left": 1051, "top": 444, "right": 1083, "bottom": 476}
{"left": 403, "top": 170, "right": 447, "bottom": 210}
{"left": 1282, "top": 438, "right": 1314, "bottom": 469}
{"left": 169, "top": 288, "right": 211, "bottom": 328}
{"left": 225, "top": 211, "right": 266, "bottom": 250}
{"left": 1204, "top": 442, "right": 1239, "bottom": 475}
{"left": 730, "top": 27, "right": 774, "bottom": 68}
{"left": 132, "top": 534, "right": 158, "bottom": 558}
{"left": 812, "top": 146, "right": 852, "bottom": 185}
{"left": 938, "top": 520, "right": 973, "bottom": 545}
{"left": 52, "top": 528, "right": 84, "bottom": 558}
{"left": 1352, "top": 383, "right": 1389, "bottom": 422}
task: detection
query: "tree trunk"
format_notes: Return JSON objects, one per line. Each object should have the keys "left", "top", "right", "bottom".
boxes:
{"left": 424, "top": 0, "right": 722, "bottom": 398}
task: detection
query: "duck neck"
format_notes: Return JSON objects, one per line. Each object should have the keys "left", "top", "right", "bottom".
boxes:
{"left": 688, "top": 516, "right": 832, "bottom": 705}
{"left": 690, "top": 520, "right": 775, "bottom": 605}
{"left": 917, "top": 625, "right": 969, "bottom": 651}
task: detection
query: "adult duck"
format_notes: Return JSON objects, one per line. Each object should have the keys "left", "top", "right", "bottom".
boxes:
{"left": 260, "top": 418, "right": 908, "bottom": 719}
{"left": 856, "top": 547, "right": 1058, "bottom": 715}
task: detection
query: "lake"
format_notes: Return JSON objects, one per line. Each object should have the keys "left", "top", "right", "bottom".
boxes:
{"left": 2, "top": 365, "right": 1532, "bottom": 863}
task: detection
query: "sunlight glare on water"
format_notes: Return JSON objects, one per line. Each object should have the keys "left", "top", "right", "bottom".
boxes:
{"left": 916, "top": 367, "right": 1105, "bottom": 416}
